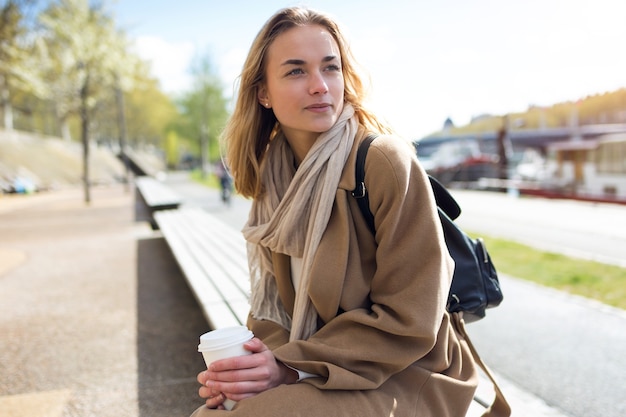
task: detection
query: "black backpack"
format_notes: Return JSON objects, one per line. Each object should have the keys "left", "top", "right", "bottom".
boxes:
{"left": 352, "top": 135, "right": 503, "bottom": 323}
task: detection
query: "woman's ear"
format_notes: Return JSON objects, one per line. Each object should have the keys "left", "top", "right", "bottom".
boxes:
{"left": 257, "top": 87, "right": 271, "bottom": 108}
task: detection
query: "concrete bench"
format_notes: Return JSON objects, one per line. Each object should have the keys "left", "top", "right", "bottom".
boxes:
{"left": 154, "top": 207, "right": 250, "bottom": 329}
{"left": 135, "top": 176, "right": 182, "bottom": 211}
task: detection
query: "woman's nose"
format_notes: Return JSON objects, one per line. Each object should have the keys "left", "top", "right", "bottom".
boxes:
{"left": 309, "top": 72, "right": 329, "bottom": 95}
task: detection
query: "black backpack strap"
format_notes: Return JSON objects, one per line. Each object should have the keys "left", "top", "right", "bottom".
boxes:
{"left": 429, "top": 175, "right": 462, "bottom": 220}
{"left": 352, "top": 134, "right": 377, "bottom": 234}
{"left": 352, "top": 134, "right": 463, "bottom": 230}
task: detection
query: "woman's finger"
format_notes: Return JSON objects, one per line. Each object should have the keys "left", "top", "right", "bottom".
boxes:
{"left": 203, "top": 393, "right": 226, "bottom": 409}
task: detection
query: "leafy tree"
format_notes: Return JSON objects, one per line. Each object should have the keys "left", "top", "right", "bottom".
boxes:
{"left": 442, "top": 88, "right": 626, "bottom": 138}
{"left": 0, "top": 0, "right": 41, "bottom": 130}
{"left": 38, "top": 0, "right": 140, "bottom": 202}
{"left": 174, "top": 52, "right": 229, "bottom": 176}
{"left": 39, "top": 0, "right": 114, "bottom": 140}
{"left": 164, "top": 129, "right": 180, "bottom": 169}
{"left": 123, "top": 78, "right": 178, "bottom": 146}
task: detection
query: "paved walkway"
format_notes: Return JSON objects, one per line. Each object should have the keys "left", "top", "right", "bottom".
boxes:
{"left": 0, "top": 185, "right": 208, "bottom": 417}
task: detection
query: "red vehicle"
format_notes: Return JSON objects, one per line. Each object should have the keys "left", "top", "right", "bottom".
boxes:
{"left": 419, "top": 140, "right": 499, "bottom": 185}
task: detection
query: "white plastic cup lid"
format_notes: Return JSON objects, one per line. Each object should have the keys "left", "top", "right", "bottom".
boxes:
{"left": 198, "top": 326, "right": 254, "bottom": 352}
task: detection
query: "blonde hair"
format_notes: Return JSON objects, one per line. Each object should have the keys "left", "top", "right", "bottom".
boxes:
{"left": 222, "top": 6, "right": 392, "bottom": 198}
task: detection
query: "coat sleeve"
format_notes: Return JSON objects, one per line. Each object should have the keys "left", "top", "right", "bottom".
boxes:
{"left": 246, "top": 313, "right": 290, "bottom": 351}
{"left": 273, "top": 135, "right": 455, "bottom": 390}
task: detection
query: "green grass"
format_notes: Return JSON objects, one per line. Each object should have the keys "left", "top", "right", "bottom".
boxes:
{"left": 190, "top": 169, "right": 220, "bottom": 189}
{"left": 473, "top": 233, "right": 626, "bottom": 310}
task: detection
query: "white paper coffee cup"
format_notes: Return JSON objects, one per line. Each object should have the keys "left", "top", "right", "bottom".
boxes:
{"left": 198, "top": 326, "right": 254, "bottom": 410}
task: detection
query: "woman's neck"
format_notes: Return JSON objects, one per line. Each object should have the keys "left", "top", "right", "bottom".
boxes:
{"left": 284, "top": 131, "right": 319, "bottom": 168}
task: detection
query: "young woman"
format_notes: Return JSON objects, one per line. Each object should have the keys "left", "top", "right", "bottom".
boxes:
{"left": 191, "top": 7, "right": 478, "bottom": 416}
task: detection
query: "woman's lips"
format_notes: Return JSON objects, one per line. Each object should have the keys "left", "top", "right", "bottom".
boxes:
{"left": 306, "top": 103, "right": 332, "bottom": 112}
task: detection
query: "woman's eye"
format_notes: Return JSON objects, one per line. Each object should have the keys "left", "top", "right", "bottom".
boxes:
{"left": 286, "top": 68, "right": 304, "bottom": 76}
{"left": 325, "top": 64, "right": 341, "bottom": 72}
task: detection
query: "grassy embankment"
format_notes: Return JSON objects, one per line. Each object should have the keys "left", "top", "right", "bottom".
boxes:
{"left": 190, "top": 170, "right": 625, "bottom": 310}
{"left": 476, "top": 234, "right": 626, "bottom": 310}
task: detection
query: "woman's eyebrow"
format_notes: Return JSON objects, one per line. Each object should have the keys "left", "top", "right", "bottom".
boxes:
{"left": 281, "top": 59, "right": 305, "bottom": 66}
{"left": 280, "top": 55, "right": 338, "bottom": 66}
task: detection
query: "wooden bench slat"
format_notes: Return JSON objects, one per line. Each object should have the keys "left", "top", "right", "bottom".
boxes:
{"left": 156, "top": 212, "right": 227, "bottom": 305}
{"left": 156, "top": 211, "right": 244, "bottom": 328}
{"left": 182, "top": 210, "right": 249, "bottom": 276}
{"left": 172, "top": 209, "right": 249, "bottom": 299}
{"left": 155, "top": 208, "right": 250, "bottom": 327}
{"left": 185, "top": 210, "right": 249, "bottom": 269}
{"left": 202, "top": 302, "right": 245, "bottom": 329}
{"left": 136, "top": 176, "right": 182, "bottom": 209}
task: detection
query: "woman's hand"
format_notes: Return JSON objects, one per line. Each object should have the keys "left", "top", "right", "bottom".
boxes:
{"left": 197, "top": 337, "right": 298, "bottom": 407}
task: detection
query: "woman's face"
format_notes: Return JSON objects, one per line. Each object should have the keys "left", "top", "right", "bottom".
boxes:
{"left": 259, "top": 24, "right": 345, "bottom": 146}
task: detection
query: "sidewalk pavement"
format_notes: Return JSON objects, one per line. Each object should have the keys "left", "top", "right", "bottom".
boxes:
{"left": 0, "top": 185, "right": 208, "bottom": 417}
{"left": 0, "top": 183, "right": 571, "bottom": 417}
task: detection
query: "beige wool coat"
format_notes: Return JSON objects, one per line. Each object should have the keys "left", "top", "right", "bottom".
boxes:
{"left": 191, "top": 133, "right": 479, "bottom": 417}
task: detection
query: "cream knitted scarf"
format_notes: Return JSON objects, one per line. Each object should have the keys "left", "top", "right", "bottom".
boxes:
{"left": 242, "top": 103, "right": 357, "bottom": 341}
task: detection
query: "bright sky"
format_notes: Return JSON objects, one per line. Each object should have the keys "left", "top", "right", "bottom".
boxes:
{"left": 113, "top": 0, "right": 626, "bottom": 139}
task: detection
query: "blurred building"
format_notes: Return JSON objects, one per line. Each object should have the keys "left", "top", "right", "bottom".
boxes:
{"left": 415, "top": 121, "right": 626, "bottom": 203}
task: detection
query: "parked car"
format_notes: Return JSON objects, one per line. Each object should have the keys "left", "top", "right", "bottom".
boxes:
{"left": 423, "top": 140, "right": 499, "bottom": 185}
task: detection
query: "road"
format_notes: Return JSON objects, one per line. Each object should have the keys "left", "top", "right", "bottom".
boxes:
{"left": 448, "top": 189, "right": 626, "bottom": 417}
{"left": 451, "top": 189, "right": 626, "bottom": 267}
{"left": 165, "top": 173, "right": 626, "bottom": 417}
